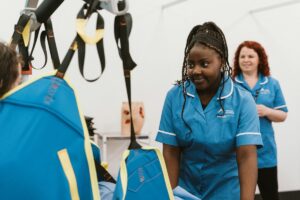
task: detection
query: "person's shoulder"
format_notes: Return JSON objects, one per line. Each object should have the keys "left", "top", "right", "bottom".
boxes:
{"left": 232, "top": 82, "right": 253, "bottom": 100}
{"left": 265, "top": 76, "right": 282, "bottom": 89}
{"left": 166, "top": 82, "right": 184, "bottom": 96}
{"left": 171, "top": 82, "right": 183, "bottom": 91}
{"left": 267, "top": 76, "right": 280, "bottom": 84}
{"left": 233, "top": 81, "right": 248, "bottom": 94}
{"left": 232, "top": 83, "right": 256, "bottom": 110}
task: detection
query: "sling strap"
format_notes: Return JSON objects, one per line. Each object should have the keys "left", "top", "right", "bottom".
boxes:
{"left": 76, "top": 4, "right": 105, "bottom": 82}
{"left": 38, "top": 18, "right": 61, "bottom": 69}
{"left": 9, "top": 0, "right": 40, "bottom": 74}
{"left": 9, "top": 13, "right": 32, "bottom": 74}
{"left": 56, "top": 3, "right": 116, "bottom": 183}
{"left": 56, "top": 3, "right": 105, "bottom": 82}
{"left": 114, "top": 13, "right": 140, "bottom": 149}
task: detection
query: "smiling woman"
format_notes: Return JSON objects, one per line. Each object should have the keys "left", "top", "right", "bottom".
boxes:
{"left": 186, "top": 43, "right": 223, "bottom": 105}
{"left": 0, "top": 42, "right": 22, "bottom": 98}
{"left": 233, "top": 40, "right": 288, "bottom": 200}
{"left": 155, "top": 22, "right": 263, "bottom": 200}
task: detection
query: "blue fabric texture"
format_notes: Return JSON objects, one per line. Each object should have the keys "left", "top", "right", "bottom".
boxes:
{"left": 113, "top": 149, "right": 173, "bottom": 200}
{"left": 235, "top": 74, "right": 288, "bottom": 168}
{"left": 173, "top": 186, "right": 201, "bottom": 200}
{"left": 156, "top": 77, "right": 263, "bottom": 200}
{"left": 99, "top": 181, "right": 116, "bottom": 200}
{"left": 0, "top": 75, "right": 98, "bottom": 200}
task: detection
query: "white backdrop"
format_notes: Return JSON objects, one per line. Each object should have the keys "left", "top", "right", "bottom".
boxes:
{"left": 1, "top": 0, "right": 299, "bottom": 192}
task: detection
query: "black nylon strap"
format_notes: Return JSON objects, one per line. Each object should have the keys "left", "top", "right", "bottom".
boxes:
{"left": 28, "top": 26, "right": 43, "bottom": 70}
{"left": 45, "top": 19, "right": 61, "bottom": 69}
{"left": 10, "top": 14, "right": 32, "bottom": 72}
{"left": 56, "top": 2, "right": 101, "bottom": 79}
{"left": 114, "top": 14, "right": 140, "bottom": 149}
{"left": 77, "top": 5, "right": 105, "bottom": 82}
{"left": 114, "top": 14, "right": 136, "bottom": 71}
{"left": 10, "top": 14, "right": 31, "bottom": 49}
{"left": 56, "top": 37, "right": 77, "bottom": 77}
{"left": 39, "top": 19, "right": 61, "bottom": 70}
{"left": 94, "top": 160, "right": 116, "bottom": 183}
{"left": 39, "top": 30, "right": 49, "bottom": 69}
{"left": 19, "top": 40, "right": 31, "bottom": 71}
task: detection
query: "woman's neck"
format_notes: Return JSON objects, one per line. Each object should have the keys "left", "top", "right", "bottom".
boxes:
{"left": 242, "top": 72, "right": 258, "bottom": 89}
{"left": 197, "top": 75, "right": 221, "bottom": 106}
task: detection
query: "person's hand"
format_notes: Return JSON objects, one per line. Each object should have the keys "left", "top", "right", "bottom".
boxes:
{"left": 256, "top": 104, "right": 270, "bottom": 117}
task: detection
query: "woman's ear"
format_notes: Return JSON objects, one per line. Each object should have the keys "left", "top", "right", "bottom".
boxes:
{"left": 220, "top": 66, "right": 224, "bottom": 73}
{"left": 220, "top": 59, "right": 226, "bottom": 73}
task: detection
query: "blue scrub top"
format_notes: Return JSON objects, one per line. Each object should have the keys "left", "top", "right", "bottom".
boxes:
{"left": 156, "top": 77, "right": 263, "bottom": 200}
{"left": 235, "top": 74, "right": 288, "bottom": 168}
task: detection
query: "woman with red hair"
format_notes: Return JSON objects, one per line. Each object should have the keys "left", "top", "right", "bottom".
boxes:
{"left": 233, "top": 41, "right": 288, "bottom": 200}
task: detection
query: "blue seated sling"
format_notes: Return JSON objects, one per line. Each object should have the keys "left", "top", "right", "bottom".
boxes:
{"left": 0, "top": 72, "right": 100, "bottom": 200}
{"left": 113, "top": 147, "right": 174, "bottom": 200}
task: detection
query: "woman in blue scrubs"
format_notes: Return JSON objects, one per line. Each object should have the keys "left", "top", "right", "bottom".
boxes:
{"left": 233, "top": 41, "right": 288, "bottom": 200}
{"left": 156, "top": 22, "right": 263, "bottom": 200}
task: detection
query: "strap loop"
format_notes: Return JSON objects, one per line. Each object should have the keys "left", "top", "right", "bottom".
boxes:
{"left": 76, "top": 5, "right": 104, "bottom": 44}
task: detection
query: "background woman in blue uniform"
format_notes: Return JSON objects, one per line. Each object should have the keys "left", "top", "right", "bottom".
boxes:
{"left": 156, "top": 22, "right": 263, "bottom": 200}
{"left": 232, "top": 41, "right": 288, "bottom": 200}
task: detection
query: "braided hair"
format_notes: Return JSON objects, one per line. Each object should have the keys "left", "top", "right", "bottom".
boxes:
{"left": 179, "top": 22, "right": 232, "bottom": 130}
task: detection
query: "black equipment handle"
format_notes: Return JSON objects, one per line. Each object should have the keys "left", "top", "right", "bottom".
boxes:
{"left": 35, "top": 0, "right": 64, "bottom": 23}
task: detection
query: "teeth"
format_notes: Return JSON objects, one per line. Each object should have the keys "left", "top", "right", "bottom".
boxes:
{"left": 194, "top": 78, "right": 204, "bottom": 82}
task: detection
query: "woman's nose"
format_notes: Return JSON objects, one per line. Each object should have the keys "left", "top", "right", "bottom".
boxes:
{"left": 192, "top": 65, "right": 202, "bottom": 74}
{"left": 243, "top": 57, "right": 249, "bottom": 62}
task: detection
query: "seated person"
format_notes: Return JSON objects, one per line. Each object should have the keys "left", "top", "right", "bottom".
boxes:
{"left": 0, "top": 42, "right": 22, "bottom": 97}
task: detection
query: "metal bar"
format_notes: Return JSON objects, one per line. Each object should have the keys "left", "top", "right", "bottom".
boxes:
{"left": 249, "top": 0, "right": 300, "bottom": 14}
{"left": 25, "top": 0, "right": 39, "bottom": 9}
{"left": 162, "top": 0, "right": 188, "bottom": 10}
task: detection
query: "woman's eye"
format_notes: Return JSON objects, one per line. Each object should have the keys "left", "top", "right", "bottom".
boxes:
{"left": 187, "top": 62, "right": 195, "bottom": 69}
{"left": 200, "top": 61, "right": 208, "bottom": 67}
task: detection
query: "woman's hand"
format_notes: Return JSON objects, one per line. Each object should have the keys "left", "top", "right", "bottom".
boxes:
{"left": 256, "top": 104, "right": 287, "bottom": 122}
{"left": 256, "top": 104, "right": 270, "bottom": 117}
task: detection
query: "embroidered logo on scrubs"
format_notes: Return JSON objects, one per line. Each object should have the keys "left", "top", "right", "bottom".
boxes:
{"left": 259, "top": 88, "right": 270, "bottom": 95}
{"left": 217, "top": 109, "right": 234, "bottom": 118}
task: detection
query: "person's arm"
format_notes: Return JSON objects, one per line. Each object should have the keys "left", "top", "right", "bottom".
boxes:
{"left": 256, "top": 104, "right": 287, "bottom": 122}
{"left": 236, "top": 145, "right": 257, "bottom": 200}
{"left": 163, "top": 143, "right": 181, "bottom": 189}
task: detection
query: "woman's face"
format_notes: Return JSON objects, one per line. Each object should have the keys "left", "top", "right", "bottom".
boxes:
{"left": 238, "top": 46, "right": 259, "bottom": 75}
{"left": 187, "top": 43, "right": 222, "bottom": 92}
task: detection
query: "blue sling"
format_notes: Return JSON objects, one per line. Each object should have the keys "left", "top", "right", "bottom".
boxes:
{"left": 0, "top": 72, "right": 100, "bottom": 200}
{"left": 113, "top": 147, "right": 174, "bottom": 200}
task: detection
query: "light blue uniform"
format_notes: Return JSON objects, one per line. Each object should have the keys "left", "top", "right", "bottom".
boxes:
{"left": 156, "top": 77, "right": 263, "bottom": 200}
{"left": 235, "top": 74, "right": 288, "bottom": 168}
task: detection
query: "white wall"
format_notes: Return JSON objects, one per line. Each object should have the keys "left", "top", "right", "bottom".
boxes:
{"left": 1, "top": 0, "right": 299, "bottom": 192}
